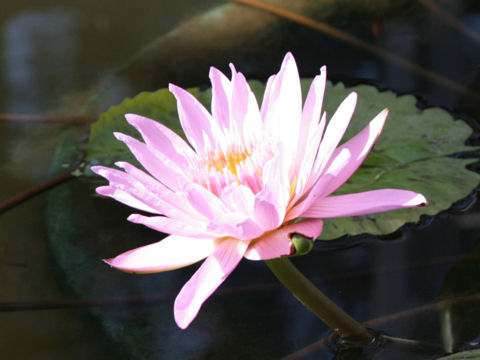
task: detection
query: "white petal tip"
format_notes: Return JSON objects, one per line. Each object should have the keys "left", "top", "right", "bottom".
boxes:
{"left": 284, "top": 51, "right": 294, "bottom": 61}
{"left": 90, "top": 165, "right": 102, "bottom": 174}
{"left": 348, "top": 91, "right": 358, "bottom": 101}
{"left": 127, "top": 214, "right": 140, "bottom": 223}
{"left": 103, "top": 258, "right": 114, "bottom": 267}
{"left": 113, "top": 132, "right": 125, "bottom": 141}
{"left": 174, "top": 303, "right": 196, "bottom": 329}
{"left": 374, "top": 108, "right": 389, "bottom": 122}
{"left": 168, "top": 83, "right": 179, "bottom": 93}
{"left": 174, "top": 310, "right": 191, "bottom": 329}
{"left": 229, "top": 63, "right": 237, "bottom": 76}
{"left": 95, "top": 186, "right": 111, "bottom": 196}
{"left": 113, "top": 161, "right": 126, "bottom": 168}
{"left": 209, "top": 66, "right": 221, "bottom": 77}
{"left": 124, "top": 113, "right": 150, "bottom": 126}
{"left": 409, "top": 194, "right": 427, "bottom": 207}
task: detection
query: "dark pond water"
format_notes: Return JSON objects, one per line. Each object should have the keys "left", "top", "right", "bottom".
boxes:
{"left": 1, "top": 1, "right": 480, "bottom": 359}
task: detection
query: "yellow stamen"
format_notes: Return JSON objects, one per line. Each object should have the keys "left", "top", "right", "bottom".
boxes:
{"left": 204, "top": 145, "right": 253, "bottom": 178}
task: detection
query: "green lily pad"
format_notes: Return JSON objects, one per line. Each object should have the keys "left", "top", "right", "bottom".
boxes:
{"left": 84, "top": 80, "right": 479, "bottom": 239}
{"left": 437, "top": 348, "right": 480, "bottom": 359}
{"left": 86, "top": 89, "right": 186, "bottom": 170}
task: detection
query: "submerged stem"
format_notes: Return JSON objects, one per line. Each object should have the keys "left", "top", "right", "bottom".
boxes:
{"left": 265, "top": 256, "right": 373, "bottom": 343}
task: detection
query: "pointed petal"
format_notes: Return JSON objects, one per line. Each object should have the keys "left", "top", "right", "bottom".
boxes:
{"left": 302, "top": 189, "right": 427, "bottom": 218}
{"left": 127, "top": 214, "right": 219, "bottom": 238}
{"left": 114, "top": 132, "right": 189, "bottom": 190}
{"left": 263, "top": 52, "right": 302, "bottom": 150}
{"left": 287, "top": 109, "right": 388, "bottom": 220}
{"left": 185, "top": 184, "right": 263, "bottom": 239}
{"left": 95, "top": 185, "right": 161, "bottom": 214}
{"left": 209, "top": 67, "right": 232, "bottom": 129}
{"left": 313, "top": 92, "right": 358, "bottom": 176}
{"left": 230, "top": 70, "right": 262, "bottom": 146}
{"left": 93, "top": 164, "right": 204, "bottom": 222}
{"left": 185, "top": 183, "right": 228, "bottom": 220}
{"left": 209, "top": 212, "right": 264, "bottom": 240}
{"left": 114, "top": 161, "right": 202, "bottom": 221}
{"left": 254, "top": 150, "right": 289, "bottom": 230}
{"left": 316, "top": 109, "right": 388, "bottom": 197}
{"left": 292, "top": 116, "right": 325, "bottom": 204}
{"left": 115, "top": 161, "right": 206, "bottom": 223}
{"left": 220, "top": 184, "right": 256, "bottom": 217}
{"left": 297, "top": 68, "right": 327, "bottom": 168}
{"left": 92, "top": 165, "right": 162, "bottom": 214}
{"left": 260, "top": 74, "right": 276, "bottom": 121}
{"left": 301, "top": 68, "right": 326, "bottom": 134}
{"left": 244, "top": 219, "right": 323, "bottom": 260}
{"left": 169, "top": 83, "right": 217, "bottom": 154}
{"left": 105, "top": 235, "right": 219, "bottom": 274}
{"left": 124, "top": 113, "right": 196, "bottom": 166}
{"left": 174, "top": 238, "right": 249, "bottom": 329}
{"left": 253, "top": 184, "right": 285, "bottom": 232}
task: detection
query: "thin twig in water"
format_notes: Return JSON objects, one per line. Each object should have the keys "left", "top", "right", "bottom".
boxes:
{"left": 231, "top": 0, "right": 480, "bottom": 101}
{"left": 0, "top": 114, "right": 95, "bottom": 123}
{"left": 0, "top": 294, "right": 174, "bottom": 312}
{"left": 418, "top": 0, "right": 480, "bottom": 44}
{"left": 0, "top": 169, "right": 76, "bottom": 215}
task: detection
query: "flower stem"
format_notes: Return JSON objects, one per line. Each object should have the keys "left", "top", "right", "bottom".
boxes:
{"left": 265, "top": 256, "right": 373, "bottom": 343}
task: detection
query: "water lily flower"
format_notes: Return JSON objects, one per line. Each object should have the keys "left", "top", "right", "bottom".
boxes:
{"left": 91, "top": 52, "right": 426, "bottom": 329}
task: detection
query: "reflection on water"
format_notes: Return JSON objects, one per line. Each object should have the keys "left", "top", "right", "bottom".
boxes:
{"left": 0, "top": 0, "right": 480, "bottom": 359}
{"left": 3, "top": 9, "right": 80, "bottom": 114}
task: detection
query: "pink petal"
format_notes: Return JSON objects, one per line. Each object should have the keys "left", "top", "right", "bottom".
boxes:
{"left": 95, "top": 185, "right": 161, "bottom": 214}
{"left": 114, "top": 161, "right": 202, "bottom": 221}
{"left": 220, "top": 184, "right": 256, "bottom": 217}
{"left": 92, "top": 165, "right": 162, "bottom": 214}
{"left": 209, "top": 67, "right": 232, "bottom": 129}
{"left": 244, "top": 219, "right": 324, "bottom": 260}
{"left": 297, "top": 69, "right": 327, "bottom": 168}
{"left": 287, "top": 109, "right": 388, "bottom": 220}
{"left": 127, "top": 214, "right": 219, "bottom": 238}
{"left": 209, "top": 212, "right": 264, "bottom": 240}
{"left": 185, "top": 183, "right": 228, "bottom": 220}
{"left": 124, "top": 114, "right": 196, "bottom": 166}
{"left": 301, "top": 189, "right": 427, "bottom": 218}
{"left": 105, "top": 235, "right": 219, "bottom": 274}
{"left": 93, "top": 164, "right": 202, "bottom": 223}
{"left": 230, "top": 70, "right": 262, "bottom": 146}
{"left": 114, "top": 132, "right": 189, "bottom": 190}
{"left": 301, "top": 69, "right": 326, "bottom": 133}
{"left": 230, "top": 70, "right": 250, "bottom": 131}
{"left": 292, "top": 114, "right": 326, "bottom": 204}
{"left": 169, "top": 83, "right": 218, "bottom": 154}
{"left": 253, "top": 183, "right": 285, "bottom": 232}
{"left": 263, "top": 52, "right": 302, "bottom": 150}
{"left": 312, "top": 92, "right": 358, "bottom": 176}
{"left": 260, "top": 74, "right": 276, "bottom": 121}
{"left": 174, "top": 237, "right": 249, "bottom": 329}
{"left": 253, "top": 152, "right": 289, "bottom": 231}
{"left": 318, "top": 109, "right": 388, "bottom": 197}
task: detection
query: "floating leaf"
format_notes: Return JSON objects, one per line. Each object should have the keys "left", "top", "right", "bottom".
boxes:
{"left": 84, "top": 80, "right": 479, "bottom": 239}
{"left": 86, "top": 89, "right": 187, "bottom": 171}
{"left": 437, "top": 348, "right": 480, "bottom": 359}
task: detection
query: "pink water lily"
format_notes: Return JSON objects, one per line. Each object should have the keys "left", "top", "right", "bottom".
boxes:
{"left": 92, "top": 52, "right": 426, "bottom": 329}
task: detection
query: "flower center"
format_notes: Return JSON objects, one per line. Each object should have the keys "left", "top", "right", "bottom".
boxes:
{"left": 193, "top": 143, "right": 273, "bottom": 196}
{"left": 205, "top": 145, "right": 252, "bottom": 177}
